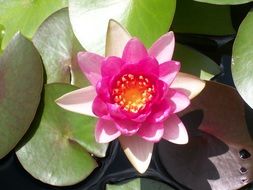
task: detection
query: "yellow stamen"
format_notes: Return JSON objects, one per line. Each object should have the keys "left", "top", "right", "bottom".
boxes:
{"left": 112, "top": 74, "right": 156, "bottom": 113}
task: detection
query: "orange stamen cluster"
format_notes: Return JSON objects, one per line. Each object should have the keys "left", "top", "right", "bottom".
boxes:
{"left": 112, "top": 74, "right": 155, "bottom": 113}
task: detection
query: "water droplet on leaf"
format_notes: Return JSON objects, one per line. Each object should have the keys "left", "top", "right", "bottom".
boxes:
{"left": 239, "top": 149, "right": 251, "bottom": 159}
{"left": 239, "top": 167, "right": 247, "bottom": 174}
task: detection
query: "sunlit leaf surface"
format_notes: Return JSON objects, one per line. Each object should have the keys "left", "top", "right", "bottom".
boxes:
{"left": 69, "top": 0, "right": 176, "bottom": 54}
{"left": 16, "top": 84, "right": 108, "bottom": 186}
{"left": 0, "top": 0, "right": 68, "bottom": 49}
{"left": 232, "top": 9, "right": 253, "bottom": 109}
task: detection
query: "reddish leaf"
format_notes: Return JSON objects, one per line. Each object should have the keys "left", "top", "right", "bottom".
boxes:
{"left": 158, "top": 81, "right": 253, "bottom": 190}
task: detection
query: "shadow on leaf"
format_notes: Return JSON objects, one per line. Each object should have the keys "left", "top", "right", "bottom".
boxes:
{"left": 159, "top": 81, "right": 253, "bottom": 190}
{"left": 159, "top": 110, "right": 228, "bottom": 190}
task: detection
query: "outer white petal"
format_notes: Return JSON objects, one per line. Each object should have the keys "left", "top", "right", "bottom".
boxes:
{"left": 105, "top": 19, "right": 131, "bottom": 57}
{"left": 95, "top": 119, "right": 121, "bottom": 143}
{"left": 55, "top": 86, "right": 96, "bottom": 117}
{"left": 119, "top": 135, "right": 154, "bottom": 173}
{"left": 171, "top": 72, "right": 206, "bottom": 100}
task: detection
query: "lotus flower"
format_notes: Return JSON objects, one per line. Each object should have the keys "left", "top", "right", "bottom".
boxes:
{"left": 56, "top": 20, "right": 205, "bottom": 173}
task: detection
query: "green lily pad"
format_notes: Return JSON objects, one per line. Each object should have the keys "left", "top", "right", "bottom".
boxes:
{"left": 173, "top": 43, "right": 220, "bottom": 80}
{"left": 16, "top": 83, "right": 108, "bottom": 186}
{"left": 69, "top": 0, "right": 176, "bottom": 54}
{"left": 171, "top": 0, "right": 235, "bottom": 35}
{"left": 193, "top": 0, "right": 253, "bottom": 5}
{"left": 0, "top": 33, "right": 43, "bottom": 159}
{"left": 106, "top": 178, "right": 175, "bottom": 190}
{"left": 0, "top": 0, "right": 68, "bottom": 50}
{"left": 33, "top": 8, "right": 89, "bottom": 87}
{"left": 232, "top": 10, "right": 253, "bottom": 108}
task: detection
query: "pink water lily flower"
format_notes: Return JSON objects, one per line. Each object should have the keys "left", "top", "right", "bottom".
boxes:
{"left": 56, "top": 20, "right": 205, "bottom": 173}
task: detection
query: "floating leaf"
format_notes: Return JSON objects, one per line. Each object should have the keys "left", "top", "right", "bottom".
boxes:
{"left": 232, "top": 10, "right": 253, "bottom": 109}
{"left": 106, "top": 178, "right": 175, "bottom": 190}
{"left": 159, "top": 81, "right": 253, "bottom": 190}
{"left": 171, "top": 0, "right": 235, "bottom": 35}
{"left": 0, "top": 0, "right": 68, "bottom": 49}
{"left": 69, "top": 0, "right": 176, "bottom": 54}
{"left": 33, "top": 8, "right": 88, "bottom": 87}
{"left": 16, "top": 84, "right": 108, "bottom": 186}
{"left": 193, "top": 0, "right": 253, "bottom": 5}
{"left": 173, "top": 43, "right": 220, "bottom": 80}
{"left": 0, "top": 33, "right": 43, "bottom": 159}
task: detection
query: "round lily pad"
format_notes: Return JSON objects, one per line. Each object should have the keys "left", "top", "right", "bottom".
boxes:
{"left": 232, "top": 10, "right": 253, "bottom": 109}
{"left": 0, "top": 33, "right": 43, "bottom": 159}
{"left": 0, "top": 0, "right": 68, "bottom": 50}
{"left": 33, "top": 8, "right": 88, "bottom": 87}
{"left": 16, "top": 84, "right": 108, "bottom": 186}
{"left": 69, "top": 0, "right": 176, "bottom": 54}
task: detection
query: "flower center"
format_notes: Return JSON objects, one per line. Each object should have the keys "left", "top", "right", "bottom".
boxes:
{"left": 112, "top": 74, "right": 155, "bottom": 113}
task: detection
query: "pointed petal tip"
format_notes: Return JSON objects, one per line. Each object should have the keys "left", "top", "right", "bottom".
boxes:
{"left": 168, "top": 31, "right": 174, "bottom": 35}
{"left": 163, "top": 115, "right": 189, "bottom": 145}
{"left": 77, "top": 51, "right": 86, "bottom": 57}
{"left": 149, "top": 31, "right": 175, "bottom": 63}
{"left": 55, "top": 95, "right": 69, "bottom": 109}
{"left": 54, "top": 87, "right": 97, "bottom": 117}
{"left": 122, "top": 38, "right": 148, "bottom": 64}
{"left": 108, "top": 19, "right": 122, "bottom": 27}
{"left": 171, "top": 72, "right": 206, "bottom": 100}
{"left": 95, "top": 119, "right": 121, "bottom": 143}
{"left": 169, "top": 134, "right": 189, "bottom": 145}
{"left": 77, "top": 52, "right": 104, "bottom": 86}
{"left": 136, "top": 164, "right": 149, "bottom": 174}
{"left": 124, "top": 147, "right": 152, "bottom": 174}
{"left": 119, "top": 136, "right": 153, "bottom": 174}
{"left": 106, "top": 19, "right": 131, "bottom": 57}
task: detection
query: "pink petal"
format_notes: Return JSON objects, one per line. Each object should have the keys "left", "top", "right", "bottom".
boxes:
{"left": 159, "top": 61, "right": 180, "bottom": 85}
{"left": 92, "top": 96, "right": 108, "bottom": 117}
{"left": 108, "top": 103, "right": 151, "bottom": 122}
{"left": 152, "top": 80, "right": 168, "bottom": 103}
{"left": 147, "top": 100, "right": 171, "bottom": 123}
{"left": 114, "top": 118, "right": 141, "bottom": 135}
{"left": 105, "top": 19, "right": 131, "bottom": 57}
{"left": 169, "top": 90, "right": 190, "bottom": 113}
{"left": 121, "top": 57, "right": 159, "bottom": 77}
{"left": 96, "top": 77, "right": 111, "bottom": 102}
{"left": 101, "top": 56, "right": 124, "bottom": 77}
{"left": 131, "top": 112, "right": 150, "bottom": 122}
{"left": 148, "top": 31, "right": 175, "bottom": 64}
{"left": 78, "top": 52, "right": 104, "bottom": 86}
{"left": 122, "top": 38, "right": 148, "bottom": 64}
{"left": 137, "top": 122, "right": 164, "bottom": 142}
{"left": 55, "top": 86, "right": 96, "bottom": 117}
{"left": 171, "top": 72, "right": 206, "bottom": 100}
{"left": 107, "top": 103, "right": 127, "bottom": 120}
{"left": 119, "top": 135, "right": 154, "bottom": 173}
{"left": 163, "top": 114, "right": 188, "bottom": 144}
{"left": 95, "top": 118, "right": 121, "bottom": 143}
